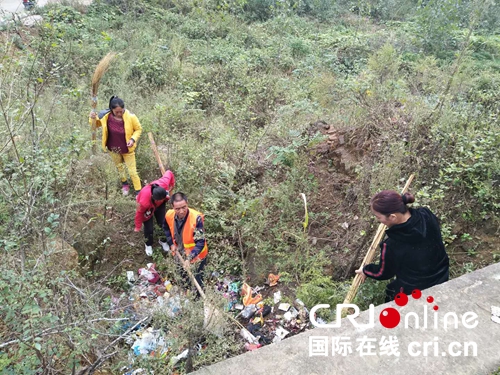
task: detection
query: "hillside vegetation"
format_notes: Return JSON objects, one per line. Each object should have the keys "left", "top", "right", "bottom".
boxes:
{"left": 0, "top": 0, "right": 499, "bottom": 373}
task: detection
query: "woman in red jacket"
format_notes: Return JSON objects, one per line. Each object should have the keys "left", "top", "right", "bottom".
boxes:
{"left": 135, "top": 170, "right": 175, "bottom": 256}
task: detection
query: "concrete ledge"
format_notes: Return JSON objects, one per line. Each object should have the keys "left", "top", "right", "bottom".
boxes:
{"left": 194, "top": 262, "right": 500, "bottom": 375}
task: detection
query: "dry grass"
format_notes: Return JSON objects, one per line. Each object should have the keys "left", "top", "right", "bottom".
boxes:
{"left": 91, "top": 52, "right": 117, "bottom": 98}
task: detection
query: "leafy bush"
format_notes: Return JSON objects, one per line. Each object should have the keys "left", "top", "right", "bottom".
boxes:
{"left": 1, "top": 0, "right": 500, "bottom": 372}
{"left": 437, "top": 130, "right": 500, "bottom": 213}
{"left": 129, "top": 54, "right": 170, "bottom": 89}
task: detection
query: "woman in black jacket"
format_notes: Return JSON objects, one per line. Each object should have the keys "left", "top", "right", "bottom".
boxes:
{"left": 355, "top": 190, "right": 449, "bottom": 302}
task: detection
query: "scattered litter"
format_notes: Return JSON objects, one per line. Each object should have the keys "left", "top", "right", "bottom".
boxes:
{"left": 341, "top": 222, "right": 349, "bottom": 230}
{"left": 241, "top": 283, "right": 263, "bottom": 306}
{"left": 214, "top": 276, "right": 240, "bottom": 311}
{"left": 122, "top": 264, "right": 314, "bottom": 369}
{"left": 252, "top": 316, "right": 264, "bottom": 325}
{"left": 119, "top": 263, "right": 223, "bottom": 372}
{"left": 163, "top": 280, "right": 173, "bottom": 292}
{"left": 165, "top": 295, "right": 181, "bottom": 317}
{"left": 274, "top": 291, "right": 281, "bottom": 304}
{"left": 169, "top": 349, "right": 189, "bottom": 366}
{"left": 253, "top": 285, "right": 266, "bottom": 293}
{"left": 257, "top": 304, "right": 272, "bottom": 317}
{"left": 278, "top": 303, "right": 290, "bottom": 312}
{"left": 130, "top": 328, "right": 169, "bottom": 357}
{"left": 273, "top": 326, "right": 290, "bottom": 343}
{"left": 126, "top": 271, "right": 136, "bottom": 283}
{"left": 295, "top": 298, "right": 305, "bottom": 307}
{"left": 138, "top": 263, "right": 160, "bottom": 284}
{"left": 241, "top": 304, "right": 257, "bottom": 319}
{"left": 123, "top": 369, "right": 148, "bottom": 375}
{"left": 267, "top": 273, "right": 280, "bottom": 287}
{"left": 229, "top": 282, "right": 240, "bottom": 294}
{"left": 246, "top": 323, "right": 261, "bottom": 336}
{"left": 316, "top": 317, "right": 327, "bottom": 325}
{"left": 245, "top": 343, "right": 262, "bottom": 351}
{"left": 240, "top": 328, "right": 260, "bottom": 345}
{"left": 284, "top": 307, "right": 299, "bottom": 321}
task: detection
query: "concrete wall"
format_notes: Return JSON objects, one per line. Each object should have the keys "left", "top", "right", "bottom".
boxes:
{"left": 194, "top": 262, "right": 500, "bottom": 375}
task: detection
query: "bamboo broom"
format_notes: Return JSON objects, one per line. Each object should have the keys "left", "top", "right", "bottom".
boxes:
{"left": 90, "top": 52, "right": 116, "bottom": 153}
{"left": 343, "top": 174, "right": 415, "bottom": 305}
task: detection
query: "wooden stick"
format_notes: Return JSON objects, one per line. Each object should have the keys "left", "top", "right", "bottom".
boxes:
{"left": 148, "top": 132, "right": 166, "bottom": 175}
{"left": 343, "top": 174, "right": 415, "bottom": 305}
{"left": 175, "top": 250, "right": 247, "bottom": 331}
{"left": 91, "top": 101, "right": 97, "bottom": 154}
{"left": 175, "top": 250, "right": 206, "bottom": 299}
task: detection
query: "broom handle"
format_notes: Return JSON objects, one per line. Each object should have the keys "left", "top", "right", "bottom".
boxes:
{"left": 175, "top": 250, "right": 207, "bottom": 300}
{"left": 175, "top": 250, "right": 248, "bottom": 331}
{"left": 148, "top": 132, "right": 166, "bottom": 175}
{"left": 343, "top": 174, "right": 415, "bottom": 304}
{"left": 91, "top": 96, "right": 97, "bottom": 154}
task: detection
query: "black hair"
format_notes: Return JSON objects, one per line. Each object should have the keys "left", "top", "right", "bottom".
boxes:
{"left": 171, "top": 192, "right": 188, "bottom": 204}
{"left": 151, "top": 185, "right": 167, "bottom": 201}
{"left": 109, "top": 96, "right": 125, "bottom": 110}
{"left": 371, "top": 190, "right": 415, "bottom": 216}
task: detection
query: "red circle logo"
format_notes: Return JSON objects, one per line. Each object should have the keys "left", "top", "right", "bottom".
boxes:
{"left": 394, "top": 292, "right": 409, "bottom": 307}
{"left": 379, "top": 308, "right": 401, "bottom": 329}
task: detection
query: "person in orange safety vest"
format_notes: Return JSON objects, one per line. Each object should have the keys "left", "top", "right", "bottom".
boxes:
{"left": 163, "top": 192, "right": 208, "bottom": 293}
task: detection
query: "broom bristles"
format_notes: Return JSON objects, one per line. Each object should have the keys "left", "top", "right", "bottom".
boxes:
{"left": 91, "top": 52, "right": 116, "bottom": 96}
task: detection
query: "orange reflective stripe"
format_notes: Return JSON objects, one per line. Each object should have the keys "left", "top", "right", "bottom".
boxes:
{"left": 190, "top": 246, "right": 208, "bottom": 263}
{"left": 165, "top": 210, "right": 176, "bottom": 243}
{"left": 165, "top": 208, "right": 208, "bottom": 263}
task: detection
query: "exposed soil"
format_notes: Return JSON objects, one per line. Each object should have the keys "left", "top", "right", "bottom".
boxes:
{"left": 63, "top": 125, "right": 499, "bottom": 292}
{"left": 305, "top": 120, "right": 500, "bottom": 282}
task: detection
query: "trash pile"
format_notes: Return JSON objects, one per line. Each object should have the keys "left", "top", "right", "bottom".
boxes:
{"left": 119, "top": 266, "right": 311, "bottom": 373}
{"left": 214, "top": 273, "right": 310, "bottom": 351}
{"left": 119, "top": 263, "right": 195, "bottom": 374}
{"left": 126, "top": 263, "right": 182, "bottom": 317}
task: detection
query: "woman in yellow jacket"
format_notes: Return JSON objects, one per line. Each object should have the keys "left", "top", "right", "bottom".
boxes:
{"left": 89, "top": 96, "right": 143, "bottom": 196}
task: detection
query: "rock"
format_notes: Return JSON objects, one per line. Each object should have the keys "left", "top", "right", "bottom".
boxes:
{"left": 46, "top": 237, "right": 79, "bottom": 271}
{"left": 22, "top": 15, "right": 43, "bottom": 27}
